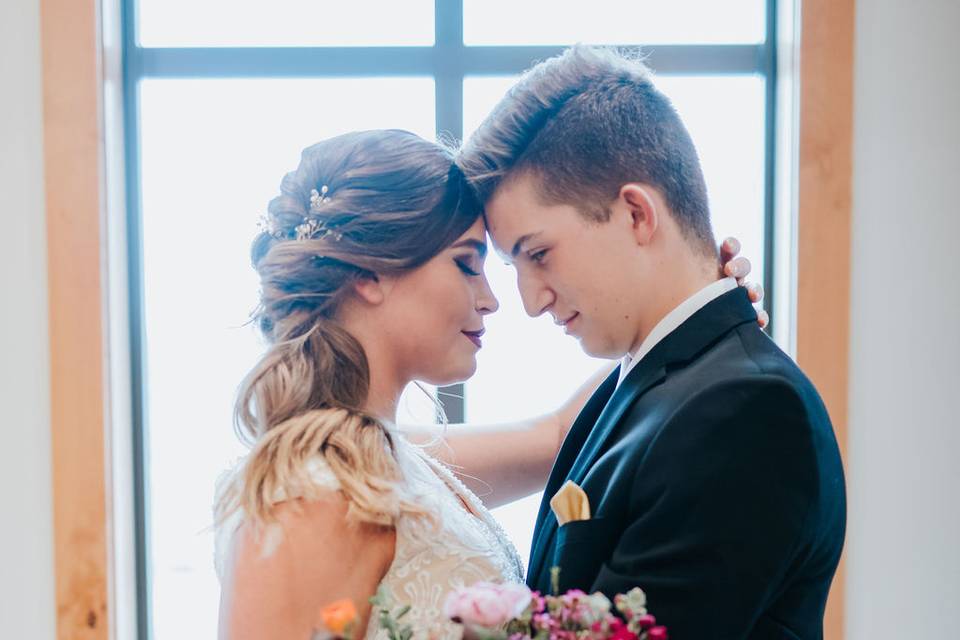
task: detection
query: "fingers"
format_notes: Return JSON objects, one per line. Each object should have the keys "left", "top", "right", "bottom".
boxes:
{"left": 721, "top": 237, "right": 764, "bottom": 329}
{"left": 723, "top": 256, "right": 751, "bottom": 281}
{"left": 719, "top": 236, "right": 741, "bottom": 264}
{"left": 757, "top": 309, "right": 769, "bottom": 329}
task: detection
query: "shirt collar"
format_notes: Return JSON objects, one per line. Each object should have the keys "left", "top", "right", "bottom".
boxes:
{"left": 617, "top": 277, "right": 739, "bottom": 387}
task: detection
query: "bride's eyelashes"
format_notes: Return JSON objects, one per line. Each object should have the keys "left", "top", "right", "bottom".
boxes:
{"left": 455, "top": 257, "right": 481, "bottom": 277}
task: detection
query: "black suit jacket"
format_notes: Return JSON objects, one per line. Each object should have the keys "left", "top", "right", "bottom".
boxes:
{"left": 527, "top": 288, "right": 846, "bottom": 640}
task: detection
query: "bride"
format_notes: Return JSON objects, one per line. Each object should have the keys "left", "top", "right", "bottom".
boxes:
{"left": 214, "top": 129, "right": 761, "bottom": 640}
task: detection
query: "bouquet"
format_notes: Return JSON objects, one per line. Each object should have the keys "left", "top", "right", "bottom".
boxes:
{"left": 316, "top": 571, "right": 668, "bottom": 640}
{"left": 443, "top": 573, "right": 668, "bottom": 640}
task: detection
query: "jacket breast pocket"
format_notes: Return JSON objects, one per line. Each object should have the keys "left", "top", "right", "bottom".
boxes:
{"left": 552, "top": 517, "right": 618, "bottom": 592}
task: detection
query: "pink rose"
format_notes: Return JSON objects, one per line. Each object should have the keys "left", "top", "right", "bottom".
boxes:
{"left": 444, "top": 582, "right": 533, "bottom": 629}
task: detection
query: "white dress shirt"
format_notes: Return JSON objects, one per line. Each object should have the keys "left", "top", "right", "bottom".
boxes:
{"left": 617, "top": 277, "right": 739, "bottom": 387}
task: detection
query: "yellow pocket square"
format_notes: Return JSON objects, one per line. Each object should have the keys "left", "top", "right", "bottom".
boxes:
{"left": 550, "top": 480, "right": 591, "bottom": 526}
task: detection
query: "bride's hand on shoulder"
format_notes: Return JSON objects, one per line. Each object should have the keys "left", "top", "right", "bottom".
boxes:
{"left": 720, "top": 236, "right": 768, "bottom": 329}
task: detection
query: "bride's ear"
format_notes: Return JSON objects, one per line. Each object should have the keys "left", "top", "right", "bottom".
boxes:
{"left": 352, "top": 273, "right": 388, "bottom": 305}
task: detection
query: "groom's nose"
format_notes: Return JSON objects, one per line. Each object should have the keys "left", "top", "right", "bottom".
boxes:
{"left": 517, "top": 270, "right": 553, "bottom": 317}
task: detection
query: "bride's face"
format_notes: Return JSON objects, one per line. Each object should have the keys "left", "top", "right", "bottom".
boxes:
{"left": 378, "top": 218, "right": 499, "bottom": 385}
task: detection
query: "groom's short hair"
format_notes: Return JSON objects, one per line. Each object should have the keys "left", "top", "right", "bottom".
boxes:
{"left": 459, "top": 45, "right": 717, "bottom": 257}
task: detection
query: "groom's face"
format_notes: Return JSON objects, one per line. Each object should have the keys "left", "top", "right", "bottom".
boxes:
{"left": 485, "top": 173, "right": 646, "bottom": 359}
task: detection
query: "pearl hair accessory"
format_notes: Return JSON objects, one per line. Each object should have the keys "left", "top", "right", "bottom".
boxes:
{"left": 258, "top": 184, "right": 344, "bottom": 243}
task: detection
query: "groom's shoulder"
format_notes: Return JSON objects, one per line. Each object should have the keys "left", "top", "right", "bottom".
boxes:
{"left": 663, "top": 323, "right": 832, "bottom": 432}
{"left": 710, "top": 321, "right": 821, "bottom": 391}
{"left": 729, "top": 322, "right": 828, "bottom": 416}
{"left": 620, "top": 327, "right": 838, "bottom": 485}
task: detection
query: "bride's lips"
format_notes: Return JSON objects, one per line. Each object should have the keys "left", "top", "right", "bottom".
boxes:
{"left": 462, "top": 328, "right": 485, "bottom": 348}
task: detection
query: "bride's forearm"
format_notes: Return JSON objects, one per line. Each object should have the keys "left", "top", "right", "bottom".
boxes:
{"left": 553, "top": 362, "right": 617, "bottom": 445}
{"left": 407, "top": 413, "right": 559, "bottom": 508}
{"left": 403, "top": 362, "right": 617, "bottom": 508}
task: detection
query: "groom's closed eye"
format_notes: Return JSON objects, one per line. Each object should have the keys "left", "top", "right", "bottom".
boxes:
{"left": 511, "top": 231, "right": 544, "bottom": 258}
{"left": 527, "top": 248, "right": 549, "bottom": 265}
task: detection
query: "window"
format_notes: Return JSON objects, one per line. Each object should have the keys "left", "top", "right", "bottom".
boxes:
{"left": 121, "top": 1, "right": 778, "bottom": 637}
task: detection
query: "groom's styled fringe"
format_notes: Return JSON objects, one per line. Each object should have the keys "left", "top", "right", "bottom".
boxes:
{"left": 458, "top": 44, "right": 718, "bottom": 259}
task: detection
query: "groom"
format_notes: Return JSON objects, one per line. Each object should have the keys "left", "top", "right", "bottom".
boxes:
{"left": 458, "top": 46, "right": 845, "bottom": 639}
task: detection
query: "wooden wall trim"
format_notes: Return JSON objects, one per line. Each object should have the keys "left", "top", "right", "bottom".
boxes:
{"left": 40, "top": 0, "right": 111, "bottom": 635}
{"left": 795, "top": 0, "right": 855, "bottom": 638}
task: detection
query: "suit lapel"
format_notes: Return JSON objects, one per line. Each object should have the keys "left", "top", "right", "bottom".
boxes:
{"left": 526, "top": 288, "right": 759, "bottom": 588}
{"left": 538, "top": 370, "right": 619, "bottom": 527}
{"left": 567, "top": 287, "right": 759, "bottom": 486}
{"left": 528, "top": 362, "right": 665, "bottom": 588}
{"left": 527, "top": 368, "right": 619, "bottom": 581}
{"left": 567, "top": 365, "right": 666, "bottom": 486}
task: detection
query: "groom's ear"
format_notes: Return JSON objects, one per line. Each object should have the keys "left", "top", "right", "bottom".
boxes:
{"left": 618, "top": 183, "right": 659, "bottom": 246}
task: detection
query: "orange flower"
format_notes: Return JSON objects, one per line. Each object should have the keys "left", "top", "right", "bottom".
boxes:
{"left": 320, "top": 599, "right": 358, "bottom": 637}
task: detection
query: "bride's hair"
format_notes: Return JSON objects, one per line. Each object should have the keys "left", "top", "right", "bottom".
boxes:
{"left": 216, "top": 129, "right": 481, "bottom": 529}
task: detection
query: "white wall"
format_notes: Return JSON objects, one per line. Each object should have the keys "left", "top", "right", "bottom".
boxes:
{"left": 0, "top": 0, "right": 56, "bottom": 636}
{"left": 846, "top": 0, "right": 960, "bottom": 638}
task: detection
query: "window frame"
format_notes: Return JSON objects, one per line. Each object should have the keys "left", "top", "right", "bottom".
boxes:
{"left": 119, "top": 1, "right": 780, "bottom": 637}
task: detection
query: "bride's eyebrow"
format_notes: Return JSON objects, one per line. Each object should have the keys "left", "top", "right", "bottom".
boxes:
{"left": 450, "top": 238, "right": 487, "bottom": 259}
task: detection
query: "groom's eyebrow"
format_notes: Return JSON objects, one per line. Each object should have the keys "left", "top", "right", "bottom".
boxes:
{"left": 511, "top": 232, "right": 542, "bottom": 258}
{"left": 451, "top": 238, "right": 487, "bottom": 259}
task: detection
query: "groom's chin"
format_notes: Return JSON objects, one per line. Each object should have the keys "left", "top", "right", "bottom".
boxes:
{"left": 577, "top": 335, "right": 623, "bottom": 361}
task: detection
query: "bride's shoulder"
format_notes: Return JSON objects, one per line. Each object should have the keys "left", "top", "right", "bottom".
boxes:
{"left": 212, "top": 453, "right": 343, "bottom": 579}
{"left": 218, "top": 491, "right": 395, "bottom": 639}
{"left": 215, "top": 453, "right": 341, "bottom": 504}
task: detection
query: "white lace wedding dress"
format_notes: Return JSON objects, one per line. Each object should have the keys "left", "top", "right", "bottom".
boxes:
{"left": 214, "top": 433, "right": 525, "bottom": 640}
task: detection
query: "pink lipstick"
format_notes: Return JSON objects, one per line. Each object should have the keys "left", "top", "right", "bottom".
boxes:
{"left": 462, "top": 328, "right": 485, "bottom": 348}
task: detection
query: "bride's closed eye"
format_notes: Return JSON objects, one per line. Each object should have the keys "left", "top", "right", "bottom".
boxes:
{"left": 455, "top": 257, "right": 481, "bottom": 276}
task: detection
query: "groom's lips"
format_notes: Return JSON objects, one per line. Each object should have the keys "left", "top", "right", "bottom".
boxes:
{"left": 556, "top": 312, "right": 580, "bottom": 334}
{"left": 462, "top": 328, "right": 485, "bottom": 348}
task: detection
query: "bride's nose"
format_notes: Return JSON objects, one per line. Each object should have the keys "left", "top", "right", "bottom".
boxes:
{"left": 476, "top": 276, "right": 499, "bottom": 315}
